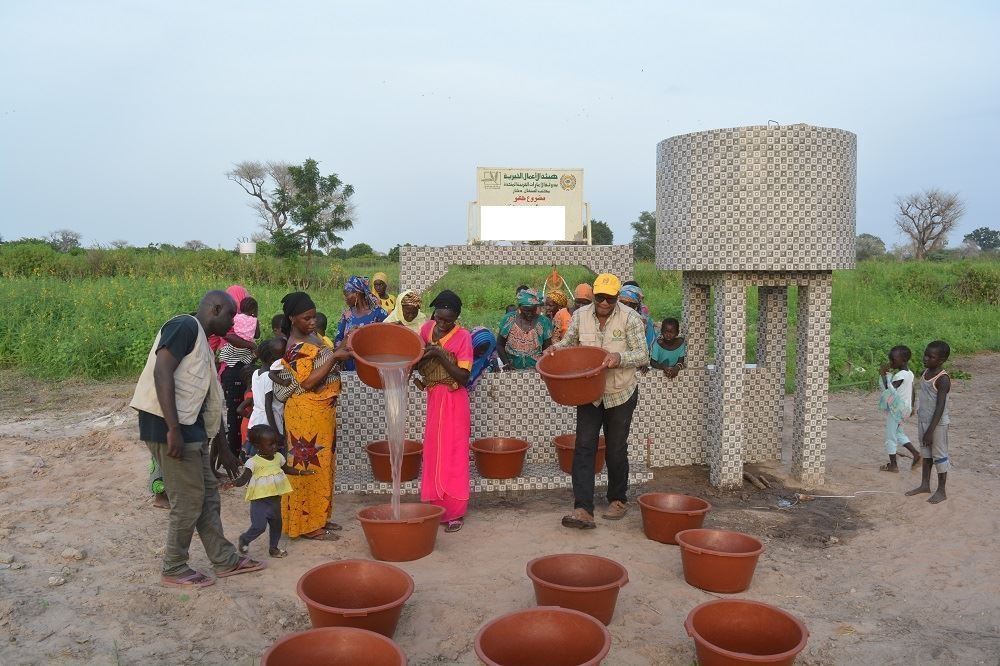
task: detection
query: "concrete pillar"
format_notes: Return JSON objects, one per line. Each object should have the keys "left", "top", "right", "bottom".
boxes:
{"left": 756, "top": 286, "right": 788, "bottom": 457}
{"left": 681, "top": 273, "right": 710, "bottom": 366}
{"left": 708, "top": 273, "right": 746, "bottom": 488}
{"left": 792, "top": 274, "right": 832, "bottom": 486}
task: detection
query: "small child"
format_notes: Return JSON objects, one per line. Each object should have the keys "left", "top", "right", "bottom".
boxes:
{"left": 906, "top": 341, "right": 952, "bottom": 504}
{"left": 315, "top": 312, "right": 334, "bottom": 348}
{"left": 270, "top": 313, "right": 284, "bottom": 338}
{"left": 650, "top": 318, "right": 686, "bottom": 378}
{"left": 219, "top": 297, "right": 259, "bottom": 371}
{"left": 877, "top": 345, "right": 920, "bottom": 472}
{"left": 233, "top": 424, "right": 314, "bottom": 557}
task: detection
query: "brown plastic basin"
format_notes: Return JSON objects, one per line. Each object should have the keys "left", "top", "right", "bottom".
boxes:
{"left": 685, "top": 599, "right": 808, "bottom": 666}
{"left": 526, "top": 554, "right": 629, "bottom": 625}
{"left": 350, "top": 323, "right": 424, "bottom": 389}
{"left": 553, "top": 434, "right": 606, "bottom": 474}
{"left": 261, "top": 627, "right": 407, "bottom": 665}
{"left": 357, "top": 502, "right": 445, "bottom": 561}
{"left": 537, "top": 346, "right": 609, "bottom": 406}
{"left": 475, "top": 606, "right": 611, "bottom": 666}
{"left": 638, "top": 493, "right": 712, "bottom": 545}
{"left": 366, "top": 440, "right": 423, "bottom": 483}
{"left": 296, "top": 560, "right": 414, "bottom": 638}
{"left": 471, "top": 438, "right": 530, "bottom": 479}
{"left": 675, "top": 529, "right": 765, "bottom": 593}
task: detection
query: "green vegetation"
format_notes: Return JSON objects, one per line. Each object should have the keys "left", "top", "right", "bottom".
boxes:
{"left": 1, "top": 242, "right": 997, "bottom": 390}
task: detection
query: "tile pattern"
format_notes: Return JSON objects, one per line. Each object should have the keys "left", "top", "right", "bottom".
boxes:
{"left": 655, "top": 124, "right": 857, "bottom": 272}
{"left": 791, "top": 274, "right": 833, "bottom": 487}
{"left": 399, "top": 244, "right": 635, "bottom": 295}
{"left": 709, "top": 274, "right": 747, "bottom": 487}
{"left": 752, "top": 286, "right": 788, "bottom": 463}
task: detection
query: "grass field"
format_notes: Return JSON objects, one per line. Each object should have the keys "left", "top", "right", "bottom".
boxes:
{"left": 1, "top": 253, "right": 997, "bottom": 390}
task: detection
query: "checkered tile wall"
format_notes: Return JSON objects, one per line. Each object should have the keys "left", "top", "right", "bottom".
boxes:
{"left": 655, "top": 125, "right": 857, "bottom": 272}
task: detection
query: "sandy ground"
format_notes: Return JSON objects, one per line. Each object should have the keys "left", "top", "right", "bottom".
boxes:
{"left": 0, "top": 355, "right": 998, "bottom": 666}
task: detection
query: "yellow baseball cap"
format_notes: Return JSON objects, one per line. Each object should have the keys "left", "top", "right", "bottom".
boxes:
{"left": 593, "top": 273, "right": 621, "bottom": 296}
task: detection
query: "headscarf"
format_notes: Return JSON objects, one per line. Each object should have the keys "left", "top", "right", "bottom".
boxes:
{"left": 547, "top": 291, "right": 568, "bottom": 309}
{"left": 345, "top": 275, "right": 380, "bottom": 310}
{"left": 619, "top": 284, "right": 643, "bottom": 304}
{"left": 430, "top": 289, "right": 462, "bottom": 315}
{"left": 517, "top": 288, "right": 541, "bottom": 308}
{"left": 468, "top": 327, "right": 498, "bottom": 391}
{"left": 384, "top": 290, "right": 427, "bottom": 328}
{"left": 574, "top": 283, "right": 594, "bottom": 301}
{"left": 372, "top": 271, "right": 389, "bottom": 285}
{"left": 226, "top": 284, "right": 250, "bottom": 314}
{"left": 281, "top": 291, "right": 316, "bottom": 318}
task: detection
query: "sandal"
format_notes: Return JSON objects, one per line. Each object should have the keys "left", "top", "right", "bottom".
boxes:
{"left": 269, "top": 547, "right": 288, "bottom": 558}
{"left": 161, "top": 569, "right": 215, "bottom": 589}
{"left": 879, "top": 464, "right": 899, "bottom": 473}
{"left": 299, "top": 529, "right": 340, "bottom": 541}
{"left": 324, "top": 522, "right": 343, "bottom": 531}
{"left": 216, "top": 556, "right": 266, "bottom": 578}
{"left": 237, "top": 538, "right": 250, "bottom": 555}
{"left": 444, "top": 519, "right": 464, "bottom": 533}
{"left": 561, "top": 509, "right": 596, "bottom": 530}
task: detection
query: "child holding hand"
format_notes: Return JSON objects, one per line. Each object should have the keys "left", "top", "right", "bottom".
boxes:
{"left": 878, "top": 345, "right": 920, "bottom": 472}
{"left": 233, "top": 424, "right": 314, "bottom": 558}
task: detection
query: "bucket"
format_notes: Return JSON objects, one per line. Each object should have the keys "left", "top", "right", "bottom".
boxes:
{"left": 296, "top": 560, "right": 414, "bottom": 638}
{"left": 553, "top": 434, "right": 606, "bottom": 474}
{"left": 475, "top": 606, "right": 611, "bottom": 666}
{"left": 638, "top": 493, "right": 712, "bottom": 545}
{"left": 684, "top": 599, "right": 808, "bottom": 666}
{"left": 366, "top": 440, "right": 423, "bottom": 483}
{"left": 537, "top": 346, "right": 609, "bottom": 406}
{"left": 526, "top": 554, "right": 629, "bottom": 625}
{"left": 357, "top": 503, "right": 445, "bottom": 561}
{"left": 471, "top": 438, "right": 529, "bottom": 480}
{"left": 675, "top": 529, "right": 765, "bottom": 593}
{"left": 261, "top": 627, "right": 407, "bottom": 666}
{"left": 349, "top": 323, "right": 425, "bottom": 389}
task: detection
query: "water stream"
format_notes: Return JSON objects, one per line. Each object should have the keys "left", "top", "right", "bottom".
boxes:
{"left": 369, "top": 354, "right": 412, "bottom": 520}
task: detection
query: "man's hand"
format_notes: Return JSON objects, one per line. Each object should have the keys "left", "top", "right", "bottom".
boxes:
{"left": 211, "top": 433, "right": 240, "bottom": 479}
{"left": 166, "top": 426, "right": 184, "bottom": 460}
{"left": 922, "top": 431, "right": 934, "bottom": 448}
{"left": 603, "top": 352, "right": 622, "bottom": 369}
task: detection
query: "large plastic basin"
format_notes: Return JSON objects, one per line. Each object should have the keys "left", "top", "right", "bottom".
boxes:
{"left": 685, "top": 599, "right": 808, "bottom": 666}
{"left": 475, "top": 606, "right": 611, "bottom": 665}
{"left": 357, "top": 503, "right": 445, "bottom": 561}
{"left": 537, "top": 346, "right": 609, "bottom": 406}
{"left": 350, "top": 323, "right": 424, "bottom": 389}
{"left": 261, "top": 627, "right": 407, "bottom": 665}
{"left": 296, "top": 560, "right": 414, "bottom": 638}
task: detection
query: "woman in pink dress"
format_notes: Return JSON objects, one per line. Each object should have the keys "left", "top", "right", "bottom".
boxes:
{"left": 416, "top": 290, "right": 473, "bottom": 533}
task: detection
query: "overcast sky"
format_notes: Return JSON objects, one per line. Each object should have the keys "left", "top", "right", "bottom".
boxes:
{"left": 1, "top": 2, "right": 997, "bottom": 252}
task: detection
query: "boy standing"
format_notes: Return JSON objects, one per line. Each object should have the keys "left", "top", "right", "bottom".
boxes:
{"left": 905, "top": 341, "right": 952, "bottom": 504}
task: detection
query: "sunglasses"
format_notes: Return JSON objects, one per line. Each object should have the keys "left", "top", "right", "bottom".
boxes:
{"left": 594, "top": 293, "right": 618, "bottom": 304}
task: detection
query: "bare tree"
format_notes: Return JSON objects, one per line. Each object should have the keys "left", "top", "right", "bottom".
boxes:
{"left": 183, "top": 240, "right": 209, "bottom": 251}
{"left": 110, "top": 239, "right": 131, "bottom": 249}
{"left": 47, "top": 229, "right": 82, "bottom": 252}
{"left": 894, "top": 189, "right": 965, "bottom": 260}
{"left": 226, "top": 160, "right": 293, "bottom": 232}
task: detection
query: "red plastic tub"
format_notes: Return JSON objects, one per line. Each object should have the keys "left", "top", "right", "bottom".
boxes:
{"left": 675, "top": 529, "right": 765, "bottom": 593}
{"left": 475, "top": 606, "right": 611, "bottom": 665}
{"left": 471, "top": 438, "right": 530, "bottom": 479}
{"left": 526, "top": 553, "right": 629, "bottom": 625}
{"left": 537, "top": 346, "right": 609, "bottom": 406}
{"left": 261, "top": 627, "right": 407, "bottom": 665}
{"left": 684, "top": 599, "right": 808, "bottom": 666}
{"left": 638, "top": 493, "right": 712, "bottom": 545}
{"left": 349, "top": 323, "right": 424, "bottom": 389}
{"left": 366, "top": 440, "right": 423, "bottom": 483}
{"left": 357, "top": 503, "right": 445, "bottom": 562}
{"left": 296, "top": 560, "right": 414, "bottom": 638}
{"left": 552, "top": 434, "right": 606, "bottom": 474}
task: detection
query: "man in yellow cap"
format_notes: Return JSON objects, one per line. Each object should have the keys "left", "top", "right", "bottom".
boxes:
{"left": 549, "top": 273, "right": 649, "bottom": 529}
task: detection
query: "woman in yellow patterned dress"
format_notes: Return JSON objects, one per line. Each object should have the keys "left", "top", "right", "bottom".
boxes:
{"left": 278, "top": 291, "right": 350, "bottom": 541}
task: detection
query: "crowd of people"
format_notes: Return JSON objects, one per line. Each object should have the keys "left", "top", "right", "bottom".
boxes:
{"left": 133, "top": 271, "right": 690, "bottom": 588}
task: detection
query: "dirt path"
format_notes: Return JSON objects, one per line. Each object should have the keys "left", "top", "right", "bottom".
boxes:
{"left": 1, "top": 356, "right": 998, "bottom": 665}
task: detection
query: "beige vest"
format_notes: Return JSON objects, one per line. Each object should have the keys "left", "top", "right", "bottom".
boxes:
{"left": 575, "top": 303, "right": 640, "bottom": 399}
{"left": 130, "top": 315, "right": 223, "bottom": 438}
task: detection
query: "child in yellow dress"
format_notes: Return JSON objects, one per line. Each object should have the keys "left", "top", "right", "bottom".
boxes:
{"left": 233, "top": 425, "right": 314, "bottom": 557}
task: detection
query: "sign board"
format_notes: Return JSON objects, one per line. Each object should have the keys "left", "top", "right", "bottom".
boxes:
{"left": 469, "top": 167, "right": 588, "bottom": 243}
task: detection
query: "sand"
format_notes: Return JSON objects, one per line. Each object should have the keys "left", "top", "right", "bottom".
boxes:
{"left": 0, "top": 355, "right": 998, "bottom": 665}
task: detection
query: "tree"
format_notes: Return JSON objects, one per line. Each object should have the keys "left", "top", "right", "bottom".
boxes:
{"left": 47, "top": 229, "right": 82, "bottom": 253}
{"left": 347, "top": 242, "right": 374, "bottom": 258}
{"left": 895, "top": 189, "right": 965, "bottom": 260}
{"left": 183, "top": 240, "right": 208, "bottom": 251}
{"left": 630, "top": 211, "right": 656, "bottom": 260}
{"left": 328, "top": 247, "right": 348, "bottom": 260}
{"left": 963, "top": 226, "right": 1000, "bottom": 252}
{"left": 273, "top": 158, "right": 355, "bottom": 268}
{"left": 387, "top": 243, "right": 413, "bottom": 262}
{"left": 110, "top": 239, "right": 131, "bottom": 249}
{"left": 227, "top": 160, "right": 294, "bottom": 232}
{"left": 588, "top": 219, "right": 614, "bottom": 245}
{"left": 855, "top": 233, "right": 886, "bottom": 261}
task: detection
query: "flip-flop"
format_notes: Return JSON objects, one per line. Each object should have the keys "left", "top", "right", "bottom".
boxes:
{"left": 299, "top": 529, "right": 339, "bottom": 541}
{"left": 324, "top": 522, "right": 343, "bottom": 531}
{"left": 269, "top": 548, "right": 288, "bottom": 558}
{"left": 161, "top": 570, "right": 215, "bottom": 589}
{"left": 444, "top": 519, "right": 463, "bottom": 533}
{"left": 561, "top": 514, "right": 596, "bottom": 530}
{"left": 879, "top": 464, "right": 899, "bottom": 473}
{"left": 216, "top": 556, "right": 266, "bottom": 578}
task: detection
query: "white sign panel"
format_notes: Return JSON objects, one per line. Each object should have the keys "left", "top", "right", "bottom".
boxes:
{"left": 479, "top": 205, "right": 566, "bottom": 242}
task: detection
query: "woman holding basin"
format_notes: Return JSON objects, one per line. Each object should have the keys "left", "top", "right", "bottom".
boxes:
{"left": 547, "top": 273, "right": 649, "bottom": 530}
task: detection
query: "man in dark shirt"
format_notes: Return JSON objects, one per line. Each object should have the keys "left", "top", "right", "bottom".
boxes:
{"left": 137, "top": 291, "right": 265, "bottom": 588}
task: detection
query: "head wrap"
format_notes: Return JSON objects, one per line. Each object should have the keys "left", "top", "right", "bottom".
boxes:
{"left": 619, "top": 284, "right": 643, "bottom": 304}
{"left": 345, "top": 275, "right": 380, "bottom": 310}
{"left": 281, "top": 291, "right": 316, "bottom": 318}
{"left": 372, "top": 271, "right": 389, "bottom": 285}
{"left": 547, "top": 291, "right": 568, "bottom": 309}
{"left": 430, "top": 289, "right": 462, "bottom": 315}
{"left": 574, "top": 283, "right": 594, "bottom": 301}
{"left": 517, "top": 288, "right": 541, "bottom": 308}
{"left": 226, "top": 285, "right": 250, "bottom": 314}
{"left": 384, "top": 290, "right": 427, "bottom": 326}
{"left": 468, "top": 327, "right": 498, "bottom": 391}
{"left": 400, "top": 290, "right": 422, "bottom": 308}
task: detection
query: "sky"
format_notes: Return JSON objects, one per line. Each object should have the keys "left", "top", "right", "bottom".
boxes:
{"left": 1, "top": 1, "right": 997, "bottom": 253}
